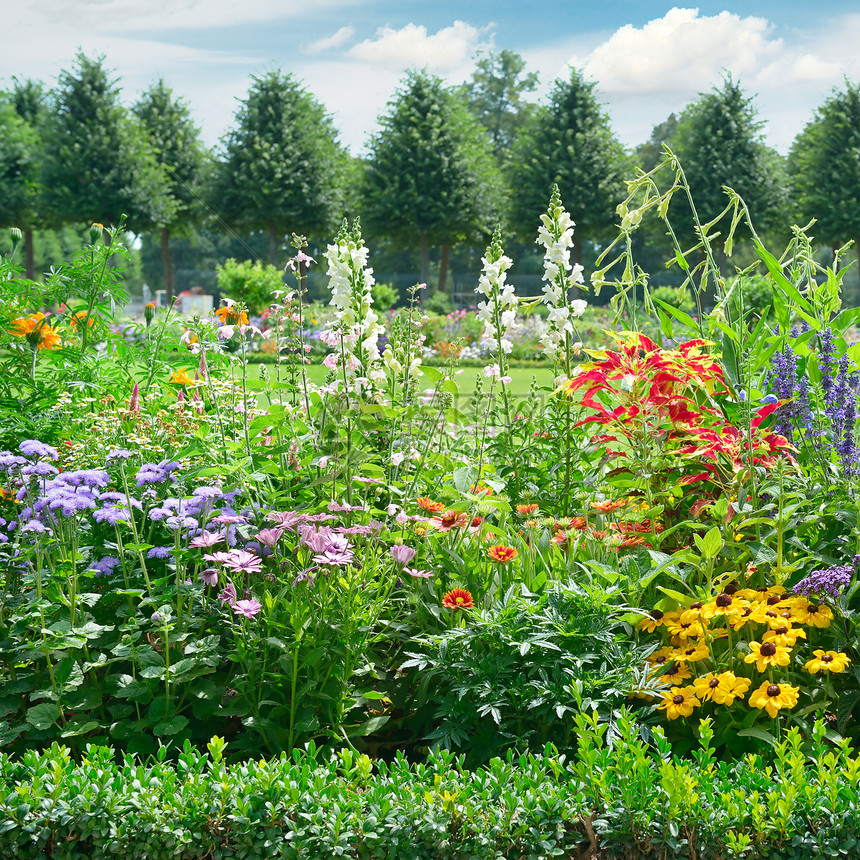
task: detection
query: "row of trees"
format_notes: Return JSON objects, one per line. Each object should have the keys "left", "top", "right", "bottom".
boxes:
{"left": 1, "top": 50, "right": 859, "bottom": 299}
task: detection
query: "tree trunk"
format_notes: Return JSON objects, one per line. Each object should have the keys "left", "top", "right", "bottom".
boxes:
{"left": 24, "top": 227, "right": 34, "bottom": 281}
{"left": 161, "top": 227, "right": 175, "bottom": 303}
{"left": 419, "top": 234, "right": 430, "bottom": 288}
{"left": 438, "top": 243, "right": 450, "bottom": 294}
{"left": 268, "top": 223, "right": 279, "bottom": 267}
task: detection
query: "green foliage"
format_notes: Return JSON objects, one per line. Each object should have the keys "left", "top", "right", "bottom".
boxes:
{"left": 0, "top": 100, "right": 41, "bottom": 229}
{"left": 215, "top": 258, "right": 284, "bottom": 313}
{"left": 509, "top": 68, "right": 631, "bottom": 257}
{"left": 403, "top": 582, "right": 642, "bottom": 764}
{"left": 789, "top": 80, "right": 860, "bottom": 253}
{"left": 212, "top": 71, "right": 347, "bottom": 264}
{"left": 133, "top": 81, "right": 208, "bottom": 229}
{"left": 363, "top": 70, "right": 505, "bottom": 273}
{"left": 670, "top": 76, "right": 787, "bottom": 249}
{"left": 2, "top": 718, "right": 860, "bottom": 858}
{"left": 461, "top": 48, "right": 539, "bottom": 158}
{"left": 41, "top": 52, "right": 172, "bottom": 232}
{"left": 370, "top": 281, "right": 398, "bottom": 311}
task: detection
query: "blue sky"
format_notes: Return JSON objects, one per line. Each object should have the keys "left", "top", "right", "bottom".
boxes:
{"left": 3, "top": 1, "right": 859, "bottom": 155}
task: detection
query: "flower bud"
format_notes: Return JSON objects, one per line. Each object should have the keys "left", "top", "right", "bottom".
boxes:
{"left": 9, "top": 227, "right": 23, "bottom": 244}
{"left": 89, "top": 223, "right": 105, "bottom": 244}
{"left": 144, "top": 302, "right": 156, "bottom": 326}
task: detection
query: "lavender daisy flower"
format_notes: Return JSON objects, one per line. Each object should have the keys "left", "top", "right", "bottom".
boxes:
{"left": 221, "top": 550, "right": 263, "bottom": 574}
{"left": 19, "top": 440, "right": 59, "bottom": 460}
{"left": 210, "top": 514, "right": 247, "bottom": 525}
{"left": 189, "top": 531, "right": 225, "bottom": 548}
{"left": 405, "top": 567, "right": 433, "bottom": 578}
{"left": 233, "top": 598, "right": 263, "bottom": 619}
{"left": 255, "top": 528, "right": 284, "bottom": 549}
{"left": 390, "top": 544, "right": 417, "bottom": 566}
{"left": 218, "top": 582, "right": 238, "bottom": 607}
{"left": 199, "top": 567, "right": 219, "bottom": 587}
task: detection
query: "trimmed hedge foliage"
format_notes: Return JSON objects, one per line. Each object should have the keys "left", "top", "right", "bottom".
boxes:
{"left": 3, "top": 713, "right": 860, "bottom": 859}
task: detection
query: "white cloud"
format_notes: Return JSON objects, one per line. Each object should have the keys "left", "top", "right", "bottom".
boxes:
{"left": 305, "top": 25, "right": 355, "bottom": 54}
{"left": 582, "top": 8, "right": 779, "bottom": 96}
{"left": 347, "top": 21, "right": 488, "bottom": 73}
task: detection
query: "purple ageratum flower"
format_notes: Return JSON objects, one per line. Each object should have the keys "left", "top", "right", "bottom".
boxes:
{"left": 0, "top": 452, "right": 28, "bottom": 473}
{"left": 20, "top": 521, "right": 51, "bottom": 535}
{"left": 88, "top": 556, "right": 122, "bottom": 576}
{"left": 147, "top": 546, "right": 172, "bottom": 559}
{"left": 59, "top": 470, "right": 111, "bottom": 489}
{"left": 189, "top": 531, "right": 225, "bottom": 548}
{"left": 390, "top": 544, "right": 417, "bottom": 566}
{"left": 165, "top": 514, "right": 199, "bottom": 531}
{"left": 233, "top": 598, "right": 263, "bottom": 619}
{"left": 793, "top": 564, "right": 853, "bottom": 601}
{"left": 192, "top": 486, "right": 223, "bottom": 498}
{"left": 19, "top": 440, "right": 59, "bottom": 460}
{"left": 135, "top": 459, "right": 181, "bottom": 487}
{"left": 21, "top": 461, "right": 60, "bottom": 478}
{"left": 93, "top": 505, "right": 131, "bottom": 525}
{"left": 45, "top": 488, "right": 98, "bottom": 518}
{"left": 105, "top": 449, "right": 135, "bottom": 464}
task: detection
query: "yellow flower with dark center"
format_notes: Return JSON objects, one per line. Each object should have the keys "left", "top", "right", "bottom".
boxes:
{"left": 665, "top": 617, "right": 704, "bottom": 641}
{"left": 762, "top": 624, "right": 806, "bottom": 648}
{"left": 637, "top": 609, "right": 664, "bottom": 632}
{"left": 749, "top": 681, "right": 799, "bottom": 717}
{"left": 657, "top": 686, "right": 700, "bottom": 719}
{"left": 708, "top": 672, "right": 751, "bottom": 705}
{"left": 679, "top": 601, "right": 706, "bottom": 624}
{"left": 744, "top": 640, "right": 791, "bottom": 673}
{"left": 792, "top": 600, "right": 833, "bottom": 628}
{"left": 673, "top": 642, "right": 710, "bottom": 663}
{"left": 729, "top": 605, "right": 758, "bottom": 631}
{"left": 805, "top": 650, "right": 850, "bottom": 674}
{"left": 657, "top": 661, "right": 692, "bottom": 684}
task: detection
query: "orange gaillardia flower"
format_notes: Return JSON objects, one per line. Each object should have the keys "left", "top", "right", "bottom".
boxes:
{"left": 591, "top": 499, "right": 627, "bottom": 512}
{"left": 487, "top": 544, "right": 518, "bottom": 563}
{"left": 516, "top": 503, "right": 539, "bottom": 515}
{"left": 10, "top": 312, "right": 61, "bottom": 350}
{"left": 749, "top": 681, "right": 799, "bottom": 717}
{"left": 442, "top": 588, "right": 473, "bottom": 611}
{"left": 417, "top": 497, "right": 445, "bottom": 513}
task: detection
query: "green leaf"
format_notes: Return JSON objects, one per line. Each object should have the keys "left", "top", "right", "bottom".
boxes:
{"left": 26, "top": 703, "right": 60, "bottom": 731}
{"left": 700, "top": 527, "right": 723, "bottom": 560}
{"left": 347, "top": 715, "right": 390, "bottom": 737}
{"left": 737, "top": 727, "right": 779, "bottom": 749}
{"left": 153, "top": 715, "right": 189, "bottom": 737}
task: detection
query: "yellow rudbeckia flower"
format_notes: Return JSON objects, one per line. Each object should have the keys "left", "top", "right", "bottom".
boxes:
{"left": 805, "top": 650, "right": 850, "bottom": 674}
{"left": 749, "top": 681, "right": 799, "bottom": 718}
{"left": 744, "top": 641, "right": 792, "bottom": 673}
{"left": 658, "top": 686, "right": 700, "bottom": 720}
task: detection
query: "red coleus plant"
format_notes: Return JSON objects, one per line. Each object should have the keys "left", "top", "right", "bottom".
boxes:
{"left": 564, "top": 331, "right": 792, "bottom": 520}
